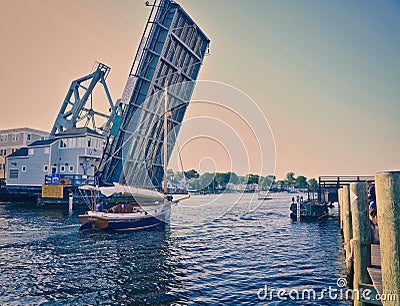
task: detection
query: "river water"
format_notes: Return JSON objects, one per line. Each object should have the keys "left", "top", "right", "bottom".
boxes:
{"left": 0, "top": 193, "right": 348, "bottom": 305}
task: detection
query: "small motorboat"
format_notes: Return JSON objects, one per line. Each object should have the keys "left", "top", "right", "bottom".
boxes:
{"left": 290, "top": 196, "right": 328, "bottom": 221}
{"left": 258, "top": 192, "right": 272, "bottom": 201}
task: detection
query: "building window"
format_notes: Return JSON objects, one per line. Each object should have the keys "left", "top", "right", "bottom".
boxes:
{"left": 28, "top": 148, "right": 34, "bottom": 155}
{"left": 87, "top": 137, "right": 92, "bottom": 148}
{"left": 11, "top": 149, "right": 15, "bottom": 153}
{"left": 0, "top": 164, "right": 2, "bottom": 170}
{"left": 67, "top": 138, "right": 76, "bottom": 148}
{"left": 95, "top": 138, "right": 102, "bottom": 149}
{"left": 11, "top": 134, "right": 19, "bottom": 142}
{"left": 44, "top": 147, "right": 49, "bottom": 154}
{"left": 60, "top": 165, "right": 65, "bottom": 172}
{"left": 43, "top": 165, "right": 48, "bottom": 172}
{"left": 77, "top": 137, "right": 85, "bottom": 147}
{"left": 69, "top": 165, "right": 74, "bottom": 172}
{"left": 22, "top": 165, "right": 26, "bottom": 172}
{"left": 59, "top": 140, "right": 67, "bottom": 148}
{"left": 9, "top": 169, "right": 18, "bottom": 179}
{"left": 0, "top": 135, "right": 6, "bottom": 142}
{"left": 27, "top": 134, "right": 31, "bottom": 141}
{"left": 3, "top": 149, "right": 6, "bottom": 156}
{"left": 40, "top": 136, "right": 45, "bottom": 141}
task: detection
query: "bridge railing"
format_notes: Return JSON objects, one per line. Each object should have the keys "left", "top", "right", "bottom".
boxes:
{"left": 44, "top": 174, "right": 95, "bottom": 187}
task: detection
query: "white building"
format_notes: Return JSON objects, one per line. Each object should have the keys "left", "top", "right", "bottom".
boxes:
{"left": 234, "top": 183, "right": 260, "bottom": 192}
{"left": 6, "top": 127, "right": 103, "bottom": 187}
{"left": 0, "top": 127, "right": 49, "bottom": 179}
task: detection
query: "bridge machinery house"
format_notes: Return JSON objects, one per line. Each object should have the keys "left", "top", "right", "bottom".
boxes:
{"left": 6, "top": 127, "right": 103, "bottom": 187}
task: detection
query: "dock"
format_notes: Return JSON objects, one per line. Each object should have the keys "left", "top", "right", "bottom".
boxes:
{"left": 338, "top": 171, "right": 399, "bottom": 306}
{"left": 319, "top": 175, "right": 374, "bottom": 203}
{"left": 368, "top": 244, "right": 383, "bottom": 295}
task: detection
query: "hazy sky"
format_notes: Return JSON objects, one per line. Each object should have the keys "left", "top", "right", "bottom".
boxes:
{"left": 0, "top": 0, "right": 399, "bottom": 179}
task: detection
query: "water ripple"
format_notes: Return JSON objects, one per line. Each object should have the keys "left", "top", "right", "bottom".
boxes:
{"left": 0, "top": 194, "right": 347, "bottom": 305}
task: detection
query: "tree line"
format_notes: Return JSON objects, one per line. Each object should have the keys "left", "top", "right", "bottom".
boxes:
{"left": 274, "top": 172, "right": 318, "bottom": 191}
{"left": 168, "top": 169, "right": 318, "bottom": 192}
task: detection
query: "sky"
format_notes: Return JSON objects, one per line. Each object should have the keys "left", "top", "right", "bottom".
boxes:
{"left": 0, "top": 0, "right": 399, "bottom": 179}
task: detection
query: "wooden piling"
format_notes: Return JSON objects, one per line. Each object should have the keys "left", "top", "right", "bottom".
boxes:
{"left": 338, "top": 188, "right": 343, "bottom": 230}
{"left": 342, "top": 186, "right": 353, "bottom": 271}
{"left": 375, "top": 171, "right": 400, "bottom": 305}
{"left": 350, "top": 182, "right": 371, "bottom": 306}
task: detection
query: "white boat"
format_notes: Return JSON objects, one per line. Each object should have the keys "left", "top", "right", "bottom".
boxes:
{"left": 78, "top": 184, "right": 172, "bottom": 231}
{"left": 258, "top": 191, "right": 272, "bottom": 201}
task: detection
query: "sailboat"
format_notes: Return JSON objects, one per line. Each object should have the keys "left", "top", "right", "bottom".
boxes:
{"left": 77, "top": 0, "right": 209, "bottom": 230}
{"left": 78, "top": 184, "right": 172, "bottom": 231}
{"left": 78, "top": 88, "right": 177, "bottom": 231}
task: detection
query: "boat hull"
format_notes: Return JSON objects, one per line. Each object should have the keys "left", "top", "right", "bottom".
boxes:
{"left": 78, "top": 203, "right": 171, "bottom": 231}
{"left": 290, "top": 212, "right": 329, "bottom": 221}
{"left": 289, "top": 201, "right": 329, "bottom": 221}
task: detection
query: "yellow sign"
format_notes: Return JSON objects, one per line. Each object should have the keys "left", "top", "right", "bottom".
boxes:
{"left": 42, "top": 184, "right": 64, "bottom": 199}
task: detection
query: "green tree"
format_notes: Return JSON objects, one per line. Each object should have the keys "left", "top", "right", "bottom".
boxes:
{"left": 245, "top": 174, "right": 260, "bottom": 184}
{"left": 199, "top": 172, "right": 216, "bottom": 191}
{"left": 228, "top": 172, "right": 239, "bottom": 184}
{"left": 174, "top": 171, "right": 184, "bottom": 180}
{"left": 237, "top": 176, "right": 246, "bottom": 184}
{"left": 286, "top": 172, "right": 296, "bottom": 186}
{"left": 167, "top": 169, "right": 174, "bottom": 178}
{"left": 295, "top": 175, "right": 308, "bottom": 188}
{"left": 307, "top": 178, "right": 318, "bottom": 191}
{"left": 184, "top": 169, "right": 199, "bottom": 180}
{"left": 260, "top": 175, "right": 275, "bottom": 189}
{"left": 215, "top": 172, "right": 231, "bottom": 187}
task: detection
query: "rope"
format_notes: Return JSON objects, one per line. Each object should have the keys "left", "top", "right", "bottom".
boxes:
{"left": 172, "top": 122, "right": 188, "bottom": 190}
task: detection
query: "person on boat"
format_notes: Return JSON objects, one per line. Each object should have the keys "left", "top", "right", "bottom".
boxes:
{"left": 122, "top": 203, "right": 130, "bottom": 213}
{"left": 96, "top": 200, "right": 104, "bottom": 212}
{"left": 368, "top": 181, "right": 379, "bottom": 244}
{"left": 115, "top": 204, "right": 124, "bottom": 213}
{"left": 107, "top": 204, "right": 120, "bottom": 213}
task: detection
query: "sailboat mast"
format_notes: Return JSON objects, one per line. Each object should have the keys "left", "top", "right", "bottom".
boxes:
{"left": 93, "top": 190, "right": 97, "bottom": 212}
{"left": 163, "top": 87, "right": 168, "bottom": 194}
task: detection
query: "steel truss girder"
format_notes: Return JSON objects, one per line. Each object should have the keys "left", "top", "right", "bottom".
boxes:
{"left": 50, "top": 62, "right": 116, "bottom": 137}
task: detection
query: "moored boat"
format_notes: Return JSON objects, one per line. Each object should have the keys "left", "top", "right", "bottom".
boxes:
{"left": 258, "top": 192, "right": 272, "bottom": 201}
{"left": 290, "top": 196, "right": 328, "bottom": 221}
